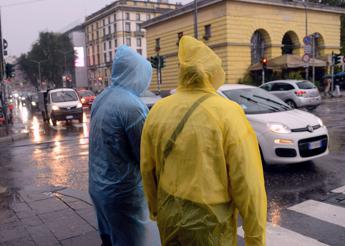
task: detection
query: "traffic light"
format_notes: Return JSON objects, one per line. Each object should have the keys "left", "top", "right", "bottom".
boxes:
{"left": 159, "top": 56, "right": 166, "bottom": 68}
{"left": 261, "top": 57, "right": 268, "bottom": 69}
{"left": 332, "top": 53, "right": 342, "bottom": 65}
{"left": 5, "top": 63, "right": 14, "bottom": 78}
{"left": 149, "top": 56, "right": 158, "bottom": 69}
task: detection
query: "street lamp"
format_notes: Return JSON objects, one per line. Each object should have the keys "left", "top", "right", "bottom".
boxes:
{"left": 303, "top": 0, "right": 309, "bottom": 80}
{"left": 194, "top": 0, "right": 198, "bottom": 39}
{"left": 29, "top": 59, "right": 48, "bottom": 90}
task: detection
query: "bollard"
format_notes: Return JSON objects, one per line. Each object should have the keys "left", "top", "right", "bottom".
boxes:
{"left": 333, "top": 85, "right": 341, "bottom": 97}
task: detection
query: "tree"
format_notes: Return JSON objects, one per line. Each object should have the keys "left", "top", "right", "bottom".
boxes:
{"left": 18, "top": 32, "right": 75, "bottom": 89}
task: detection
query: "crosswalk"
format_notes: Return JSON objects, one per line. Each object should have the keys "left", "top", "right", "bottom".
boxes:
{"left": 238, "top": 185, "right": 345, "bottom": 246}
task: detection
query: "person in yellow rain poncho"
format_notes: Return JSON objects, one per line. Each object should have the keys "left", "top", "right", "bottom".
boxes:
{"left": 140, "top": 36, "right": 267, "bottom": 246}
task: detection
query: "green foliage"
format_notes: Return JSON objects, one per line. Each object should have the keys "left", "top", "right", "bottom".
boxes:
{"left": 238, "top": 73, "right": 260, "bottom": 86}
{"left": 18, "top": 32, "right": 75, "bottom": 88}
{"left": 286, "top": 71, "right": 303, "bottom": 80}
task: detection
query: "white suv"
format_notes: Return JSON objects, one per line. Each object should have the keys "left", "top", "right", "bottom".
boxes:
{"left": 260, "top": 80, "right": 321, "bottom": 110}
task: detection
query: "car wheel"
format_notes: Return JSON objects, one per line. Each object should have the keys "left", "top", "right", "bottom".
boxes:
{"left": 51, "top": 116, "right": 57, "bottom": 126}
{"left": 259, "top": 146, "right": 267, "bottom": 167}
{"left": 285, "top": 100, "right": 297, "bottom": 108}
{"left": 306, "top": 105, "right": 317, "bottom": 111}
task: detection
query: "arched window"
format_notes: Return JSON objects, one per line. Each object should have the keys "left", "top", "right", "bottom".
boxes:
{"left": 281, "top": 31, "right": 300, "bottom": 55}
{"left": 251, "top": 29, "right": 271, "bottom": 64}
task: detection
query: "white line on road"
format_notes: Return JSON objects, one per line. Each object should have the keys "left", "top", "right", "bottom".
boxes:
{"left": 288, "top": 200, "right": 345, "bottom": 228}
{"left": 238, "top": 223, "right": 328, "bottom": 246}
{"left": 331, "top": 185, "right": 345, "bottom": 194}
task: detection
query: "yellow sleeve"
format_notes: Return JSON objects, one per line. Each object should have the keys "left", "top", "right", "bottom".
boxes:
{"left": 140, "top": 119, "right": 158, "bottom": 220}
{"left": 225, "top": 107, "right": 267, "bottom": 246}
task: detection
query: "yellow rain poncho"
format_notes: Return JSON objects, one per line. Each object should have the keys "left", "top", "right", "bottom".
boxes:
{"left": 141, "top": 36, "right": 267, "bottom": 246}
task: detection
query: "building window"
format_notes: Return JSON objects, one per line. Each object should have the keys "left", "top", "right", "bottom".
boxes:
{"left": 147, "top": 14, "right": 151, "bottom": 20}
{"left": 97, "top": 45, "right": 100, "bottom": 53}
{"left": 125, "top": 22, "right": 131, "bottom": 32}
{"left": 97, "top": 54, "right": 100, "bottom": 65}
{"left": 109, "top": 51, "right": 113, "bottom": 61}
{"left": 104, "top": 42, "right": 106, "bottom": 50}
{"left": 115, "top": 39, "right": 118, "bottom": 47}
{"left": 136, "top": 13, "right": 140, "bottom": 21}
{"left": 155, "top": 38, "right": 160, "bottom": 50}
{"left": 204, "top": 24, "right": 211, "bottom": 40}
{"left": 126, "top": 37, "right": 131, "bottom": 46}
{"left": 137, "top": 49, "right": 142, "bottom": 55}
{"left": 136, "top": 23, "right": 141, "bottom": 32}
{"left": 109, "top": 40, "right": 112, "bottom": 49}
{"left": 108, "top": 26, "right": 111, "bottom": 35}
{"left": 104, "top": 53, "right": 107, "bottom": 63}
{"left": 97, "top": 31, "right": 99, "bottom": 39}
{"left": 103, "top": 19, "right": 105, "bottom": 26}
{"left": 114, "top": 23, "right": 117, "bottom": 33}
{"left": 177, "top": 32, "right": 183, "bottom": 46}
{"left": 137, "top": 38, "right": 142, "bottom": 47}
{"left": 108, "top": 16, "right": 111, "bottom": 24}
{"left": 103, "top": 28, "right": 106, "bottom": 36}
{"left": 114, "top": 14, "right": 117, "bottom": 21}
{"left": 126, "top": 12, "right": 130, "bottom": 20}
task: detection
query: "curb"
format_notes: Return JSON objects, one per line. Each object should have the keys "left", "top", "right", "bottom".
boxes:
{"left": 0, "top": 132, "right": 29, "bottom": 144}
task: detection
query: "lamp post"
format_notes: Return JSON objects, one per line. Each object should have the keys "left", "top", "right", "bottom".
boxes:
{"left": 29, "top": 59, "right": 48, "bottom": 90}
{"left": 303, "top": 0, "right": 309, "bottom": 80}
{"left": 193, "top": 0, "right": 198, "bottom": 39}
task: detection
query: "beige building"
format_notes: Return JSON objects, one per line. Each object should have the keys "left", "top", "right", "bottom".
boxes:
{"left": 84, "top": 0, "right": 181, "bottom": 91}
{"left": 143, "top": 0, "right": 345, "bottom": 92}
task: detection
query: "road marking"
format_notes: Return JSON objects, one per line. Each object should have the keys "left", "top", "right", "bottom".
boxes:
{"left": 288, "top": 200, "right": 345, "bottom": 228}
{"left": 238, "top": 223, "right": 328, "bottom": 246}
{"left": 331, "top": 185, "right": 345, "bottom": 194}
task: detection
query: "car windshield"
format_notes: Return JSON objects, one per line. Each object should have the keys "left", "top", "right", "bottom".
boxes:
{"left": 51, "top": 91, "right": 78, "bottom": 103}
{"left": 140, "top": 90, "right": 156, "bottom": 97}
{"left": 79, "top": 90, "right": 95, "bottom": 97}
{"left": 297, "top": 81, "right": 316, "bottom": 89}
{"left": 221, "top": 87, "right": 291, "bottom": 114}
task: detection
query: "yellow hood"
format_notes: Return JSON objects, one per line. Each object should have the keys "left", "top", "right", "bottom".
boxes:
{"left": 178, "top": 36, "right": 225, "bottom": 90}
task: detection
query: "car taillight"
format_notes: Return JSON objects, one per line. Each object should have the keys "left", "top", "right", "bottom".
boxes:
{"left": 295, "top": 90, "right": 306, "bottom": 97}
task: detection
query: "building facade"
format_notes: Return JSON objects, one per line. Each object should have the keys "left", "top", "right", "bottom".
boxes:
{"left": 143, "top": 0, "right": 345, "bottom": 92}
{"left": 84, "top": 0, "right": 181, "bottom": 92}
{"left": 65, "top": 25, "right": 88, "bottom": 89}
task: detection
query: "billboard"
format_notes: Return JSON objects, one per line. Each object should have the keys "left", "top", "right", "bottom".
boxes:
{"left": 74, "top": 47, "right": 85, "bottom": 67}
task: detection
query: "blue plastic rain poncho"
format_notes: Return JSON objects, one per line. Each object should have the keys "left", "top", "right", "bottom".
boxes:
{"left": 89, "top": 46, "right": 159, "bottom": 246}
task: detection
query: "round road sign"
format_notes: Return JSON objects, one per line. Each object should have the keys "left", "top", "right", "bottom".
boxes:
{"left": 302, "top": 54, "right": 311, "bottom": 63}
{"left": 303, "top": 36, "right": 312, "bottom": 45}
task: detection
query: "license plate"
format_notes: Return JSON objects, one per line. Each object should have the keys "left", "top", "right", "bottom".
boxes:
{"left": 308, "top": 140, "right": 322, "bottom": 150}
{"left": 66, "top": 115, "right": 73, "bottom": 120}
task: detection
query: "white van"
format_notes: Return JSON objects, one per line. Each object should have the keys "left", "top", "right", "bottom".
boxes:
{"left": 42, "top": 88, "right": 83, "bottom": 126}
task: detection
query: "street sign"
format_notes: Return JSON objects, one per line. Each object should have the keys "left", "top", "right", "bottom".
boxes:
{"left": 304, "top": 44, "right": 312, "bottom": 54}
{"left": 302, "top": 54, "right": 311, "bottom": 63}
{"left": 303, "top": 36, "right": 311, "bottom": 45}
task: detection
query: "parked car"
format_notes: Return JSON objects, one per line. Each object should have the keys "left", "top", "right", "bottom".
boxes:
{"left": 139, "top": 90, "right": 162, "bottom": 109}
{"left": 259, "top": 80, "right": 321, "bottom": 110}
{"left": 77, "top": 89, "right": 96, "bottom": 108}
{"left": 39, "top": 88, "right": 83, "bottom": 126}
{"left": 27, "top": 93, "right": 39, "bottom": 112}
{"left": 218, "top": 84, "right": 328, "bottom": 165}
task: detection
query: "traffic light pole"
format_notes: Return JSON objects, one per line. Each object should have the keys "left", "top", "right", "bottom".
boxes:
{"left": 157, "top": 53, "right": 161, "bottom": 95}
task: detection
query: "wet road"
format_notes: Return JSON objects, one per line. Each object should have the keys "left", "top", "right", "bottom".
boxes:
{"left": 0, "top": 98, "right": 345, "bottom": 245}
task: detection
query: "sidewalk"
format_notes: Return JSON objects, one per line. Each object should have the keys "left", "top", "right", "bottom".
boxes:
{"left": 0, "top": 106, "right": 29, "bottom": 143}
{"left": 0, "top": 188, "right": 101, "bottom": 246}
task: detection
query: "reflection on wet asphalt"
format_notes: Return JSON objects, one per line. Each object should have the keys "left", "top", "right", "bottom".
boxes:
{"left": 0, "top": 98, "right": 345, "bottom": 223}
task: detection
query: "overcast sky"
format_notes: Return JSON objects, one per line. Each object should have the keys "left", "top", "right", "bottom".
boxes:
{"left": 1, "top": 0, "right": 191, "bottom": 57}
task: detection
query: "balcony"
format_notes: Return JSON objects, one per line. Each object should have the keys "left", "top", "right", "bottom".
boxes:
{"left": 134, "top": 31, "right": 145, "bottom": 37}
{"left": 103, "top": 34, "right": 112, "bottom": 41}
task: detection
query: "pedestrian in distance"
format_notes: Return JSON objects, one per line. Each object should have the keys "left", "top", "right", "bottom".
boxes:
{"left": 89, "top": 45, "right": 160, "bottom": 246}
{"left": 141, "top": 36, "right": 267, "bottom": 246}
{"left": 323, "top": 76, "right": 333, "bottom": 97}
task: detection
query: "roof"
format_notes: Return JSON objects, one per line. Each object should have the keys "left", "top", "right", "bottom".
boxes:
{"left": 84, "top": 0, "right": 182, "bottom": 25}
{"left": 218, "top": 83, "right": 256, "bottom": 91}
{"left": 143, "top": 0, "right": 345, "bottom": 28}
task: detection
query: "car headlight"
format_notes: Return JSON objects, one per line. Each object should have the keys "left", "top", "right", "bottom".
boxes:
{"left": 77, "top": 102, "right": 83, "bottom": 108}
{"left": 81, "top": 98, "right": 86, "bottom": 103}
{"left": 267, "top": 122, "right": 291, "bottom": 134}
{"left": 317, "top": 118, "right": 324, "bottom": 127}
{"left": 52, "top": 105, "right": 59, "bottom": 111}
{"left": 31, "top": 101, "right": 37, "bottom": 106}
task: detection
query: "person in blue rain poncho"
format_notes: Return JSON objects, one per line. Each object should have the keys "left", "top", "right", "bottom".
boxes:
{"left": 89, "top": 45, "right": 158, "bottom": 246}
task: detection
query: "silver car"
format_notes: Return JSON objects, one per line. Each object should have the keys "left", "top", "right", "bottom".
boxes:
{"left": 260, "top": 80, "right": 321, "bottom": 110}
{"left": 139, "top": 90, "right": 162, "bottom": 109}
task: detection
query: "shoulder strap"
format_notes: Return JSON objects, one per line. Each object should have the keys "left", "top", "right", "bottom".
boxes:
{"left": 163, "top": 93, "right": 213, "bottom": 161}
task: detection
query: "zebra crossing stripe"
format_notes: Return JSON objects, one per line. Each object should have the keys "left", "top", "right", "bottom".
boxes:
{"left": 331, "top": 185, "right": 345, "bottom": 194}
{"left": 238, "top": 222, "right": 328, "bottom": 246}
{"left": 288, "top": 200, "right": 345, "bottom": 228}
